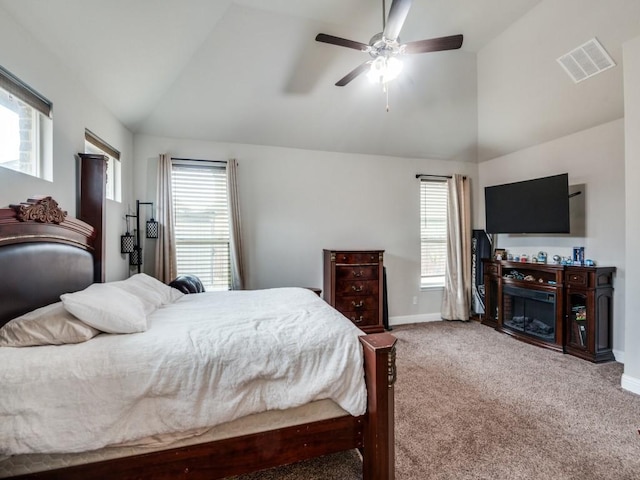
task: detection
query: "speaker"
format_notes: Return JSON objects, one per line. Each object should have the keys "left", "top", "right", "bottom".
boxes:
{"left": 471, "top": 229, "right": 492, "bottom": 315}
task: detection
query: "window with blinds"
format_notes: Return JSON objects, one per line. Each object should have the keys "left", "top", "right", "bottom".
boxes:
{"left": 420, "top": 180, "right": 448, "bottom": 288}
{"left": 171, "top": 160, "right": 230, "bottom": 291}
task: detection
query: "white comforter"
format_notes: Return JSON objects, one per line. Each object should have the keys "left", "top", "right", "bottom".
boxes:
{"left": 0, "top": 288, "right": 367, "bottom": 455}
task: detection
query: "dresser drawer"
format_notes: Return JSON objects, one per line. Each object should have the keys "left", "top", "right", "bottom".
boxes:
{"left": 341, "top": 309, "right": 379, "bottom": 327}
{"left": 336, "top": 265, "right": 378, "bottom": 281}
{"left": 335, "top": 252, "right": 381, "bottom": 265}
{"left": 485, "top": 263, "right": 498, "bottom": 276}
{"left": 335, "top": 295, "right": 378, "bottom": 312}
{"left": 566, "top": 271, "right": 588, "bottom": 287}
{"left": 335, "top": 279, "right": 379, "bottom": 296}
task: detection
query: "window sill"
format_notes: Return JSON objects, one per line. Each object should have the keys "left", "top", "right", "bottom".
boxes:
{"left": 420, "top": 285, "right": 444, "bottom": 291}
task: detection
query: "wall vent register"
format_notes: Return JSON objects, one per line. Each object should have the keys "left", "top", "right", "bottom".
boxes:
{"left": 557, "top": 37, "right": 615, "bottom": 84}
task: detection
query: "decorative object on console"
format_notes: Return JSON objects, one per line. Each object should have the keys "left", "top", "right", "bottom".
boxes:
{"left": 121, "top": 200, "right": 158, "bottom": 273}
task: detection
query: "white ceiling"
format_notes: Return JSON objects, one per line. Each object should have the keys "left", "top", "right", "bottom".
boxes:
{"left": 0, "top": 0, "right": 556, "bottom": 160}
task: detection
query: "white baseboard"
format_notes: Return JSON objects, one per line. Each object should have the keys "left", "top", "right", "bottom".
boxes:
{"left": 389, "top": 313, "right": 442, "bottom": 326}
{"left": 621, "top": 373, "right": 640, "bottom": 396}
{"left": 613, "top": 349, "right": 624, "bottom": 364}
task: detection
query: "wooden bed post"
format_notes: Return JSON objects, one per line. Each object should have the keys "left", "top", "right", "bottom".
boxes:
{"left": 360, "top": 332, "right": 397, "bottom": 480}
{"left": 78, "top": 153, "right": 107, "bottom": 283}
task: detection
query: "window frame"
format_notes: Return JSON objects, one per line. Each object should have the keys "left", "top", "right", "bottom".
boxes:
{"left": 84, "top": 129, "right": 121, "bottom": 202}
{"left": 420, "top": 179, "right": 449, "bottom": 290}
{"left": 0, "top": 65, "right": 53, "bottom": 181}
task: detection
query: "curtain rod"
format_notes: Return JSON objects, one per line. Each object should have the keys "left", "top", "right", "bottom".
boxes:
{"left": 171, "top": 157, "right": 227, "bottom": 164}
{"left": 415, "top": 174, "right": 466, "bottom": 179}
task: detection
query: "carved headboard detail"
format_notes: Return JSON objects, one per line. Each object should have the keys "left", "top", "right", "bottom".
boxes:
{"left": 11, "top": 196, "right": 67, "bottom": 224}
{"left": 0, "top": 197, "right": 97, "bottom": 325}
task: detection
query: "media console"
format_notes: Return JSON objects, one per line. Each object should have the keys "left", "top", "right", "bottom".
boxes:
{"left": 482, "top": 259, "right": 615, "bottom": 363}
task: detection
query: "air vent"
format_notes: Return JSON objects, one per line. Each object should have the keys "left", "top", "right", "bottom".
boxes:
{"left": 556, "top": 38, "right": 616, "bottom": 83}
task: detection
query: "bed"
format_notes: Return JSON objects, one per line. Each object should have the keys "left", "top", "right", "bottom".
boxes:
{"left": 0, "top": 196, "right": 396, "bottom": 479}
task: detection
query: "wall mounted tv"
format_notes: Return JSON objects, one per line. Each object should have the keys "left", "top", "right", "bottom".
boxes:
{"left": 484, "top": 173, "right": 570, "bottom": 234}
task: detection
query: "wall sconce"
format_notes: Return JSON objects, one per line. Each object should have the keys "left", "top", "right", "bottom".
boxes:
{"left": 146, "top": 217, "right": 158, "bottom": 239}
{"left": 120, "top": 201, "right": 158, "bottom": 273}
{"left": 129, "top": 247, "right": 142, "bottom": 266}
{"left": 120, "top": 214, "right": 135, "bottom": 253}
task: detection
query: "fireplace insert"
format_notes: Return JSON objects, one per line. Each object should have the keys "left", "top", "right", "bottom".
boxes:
{"left": 502, "top": 285, "right": 556, "bottom": 342}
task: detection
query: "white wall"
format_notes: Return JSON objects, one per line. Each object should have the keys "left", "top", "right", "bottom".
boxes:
{"left": 622, "top": 36, "right": 640, "bottom": 394}
{"left": 134, "top": 134, "right": 478, "bottom": 322}
{"left": 477, "top": 119, "right": 626, "bottom": 359}
{"left": 0, "top": 4, "right": 134, "bottom": 281}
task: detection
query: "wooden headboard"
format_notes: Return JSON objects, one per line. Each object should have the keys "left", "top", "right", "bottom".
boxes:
{"left": 0, "top": 196, "right": 97, "bottom": 327}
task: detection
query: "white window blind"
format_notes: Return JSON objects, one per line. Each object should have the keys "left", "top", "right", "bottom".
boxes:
{"left": 420, "top": 180, "right": 448, "bottom": 288}
{"left": 171, "top": 161, "right": 230, "bottom": 291}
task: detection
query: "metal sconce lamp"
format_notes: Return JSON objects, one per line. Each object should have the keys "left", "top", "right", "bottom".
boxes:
{"left": 120, "top": 214, "right": 135, "bottom": 254}
{"left": 120, "top": 201, "right": 158, "bottom": 273}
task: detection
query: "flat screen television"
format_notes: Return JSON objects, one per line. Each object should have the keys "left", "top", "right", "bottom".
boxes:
{"left": 484, "top": 173, "right": 570, "bottom": 234}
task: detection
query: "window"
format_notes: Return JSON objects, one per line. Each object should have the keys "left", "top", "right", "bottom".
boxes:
{"left": 84, "top": 130, "right": 121, "bottom": 202}
{"left": 0, "top": 65, "right": 52, "bottom": 180}
{"left": 420, "top": 180, "right": 448, "bottom": 288}
{"left": 171, "top": 160, "right": 230, "bottom": 291}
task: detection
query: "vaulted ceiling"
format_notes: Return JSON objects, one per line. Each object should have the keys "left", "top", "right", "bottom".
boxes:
{"left": 6, "top": 0, "right": 633, "bottom": 163}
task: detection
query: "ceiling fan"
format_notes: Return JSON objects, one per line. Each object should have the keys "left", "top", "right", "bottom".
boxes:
{"left": 315, "top": 0, "right": 463, "bottom": 87}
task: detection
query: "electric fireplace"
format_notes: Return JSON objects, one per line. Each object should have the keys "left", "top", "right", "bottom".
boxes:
{"left": 502, "top": 285, "right": 556, "bottom": 343}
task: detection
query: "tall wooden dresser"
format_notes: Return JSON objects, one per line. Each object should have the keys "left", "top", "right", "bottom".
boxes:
{"left": 323, "top": 250, "right": 385, "bottom": 333}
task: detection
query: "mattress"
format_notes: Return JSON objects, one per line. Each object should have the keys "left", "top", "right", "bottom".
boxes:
{"left": 0, "top": 287, "right": 366, "bottom": 456}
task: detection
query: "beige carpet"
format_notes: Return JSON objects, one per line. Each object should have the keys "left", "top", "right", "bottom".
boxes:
{"left": 234, "top": 321, "right": 640, "bottom": 479}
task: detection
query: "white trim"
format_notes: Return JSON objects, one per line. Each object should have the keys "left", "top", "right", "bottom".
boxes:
{"left": 621, "top": 373, "right": 640, "bottom": 396}
{"left": 613, "top": 349, "right": 624, "bottom": 364}
{"left": 389, "top": 313, "right": 442, "bottom": 326}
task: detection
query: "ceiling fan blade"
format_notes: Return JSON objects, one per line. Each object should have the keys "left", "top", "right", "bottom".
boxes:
{"left": 315, "top": 33, "right": 368, "bottom": 51}
{"left": 383, "top": 0, "right": 412, "bottom": 42}
{"left": 403, "top": 34, "right": 464, "bottom": 54}
{"left": 335, "top": 62, "right": 371, "bottom": 87}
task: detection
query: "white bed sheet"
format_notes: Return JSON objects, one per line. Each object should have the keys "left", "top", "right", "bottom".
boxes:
{"left": 0, "top": 287, "right": 366, "bottom": 456}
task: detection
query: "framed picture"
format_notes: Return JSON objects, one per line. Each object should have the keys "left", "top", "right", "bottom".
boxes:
{"left": 494, "top": 248, "right": 506, "bottom": 261}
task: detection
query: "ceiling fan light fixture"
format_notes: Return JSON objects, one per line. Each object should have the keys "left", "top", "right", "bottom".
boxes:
{"left": 367, "top": 56, "right": 403, "bottom": 84}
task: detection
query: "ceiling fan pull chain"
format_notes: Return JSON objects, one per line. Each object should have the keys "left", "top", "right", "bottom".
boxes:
{"left": 384, "top": 83, "right": 390, "bottom": 112}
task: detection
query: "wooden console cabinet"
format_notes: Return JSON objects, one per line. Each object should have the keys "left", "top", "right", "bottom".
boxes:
{"left": 323, "top": 250, "right": 385, "bottom": 334}
{"left": 482, "top": 259, "right": 615, "bottom": 362}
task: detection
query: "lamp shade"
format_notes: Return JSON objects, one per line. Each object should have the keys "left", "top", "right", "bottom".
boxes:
{"left": 146, "top": 219, "right": 158, "bottom": 239}
{"left": 120, "top": 232, "right": 135, "bottom": 253}
{"left": 129, "top": 247, "right": 142, "bottom": 266}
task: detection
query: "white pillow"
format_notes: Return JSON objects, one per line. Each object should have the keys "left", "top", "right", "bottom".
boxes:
{"left": 61, "top": 283, "right": 148, "bottom": 334}
{"left": 0, "top": 302, "right": 100, "bottom": 347}
{"left": 124, "top": 273, "right": 184, "bottom": 305}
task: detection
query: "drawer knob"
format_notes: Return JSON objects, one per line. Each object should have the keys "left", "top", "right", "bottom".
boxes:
{"left": 353, "top": 270, "right": 363, "bottom": 277}
{"left": 352, "top": 300, "right": 364, "bottom": 308}
{"left": 350, "top": 315, "right": 364, "bottom": 323}
{"left": 351, "top": 285, "right": 363, "bottom": 292}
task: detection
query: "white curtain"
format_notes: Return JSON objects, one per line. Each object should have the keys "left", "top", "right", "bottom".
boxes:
{"left": 227, "top": 158, "right": 245, "bottom": 290}
{"left": 441, "top": 174, "right": 472, "bottom": 321}
{"left": 154, "top": 153, "right": 177, "bottom": 283}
